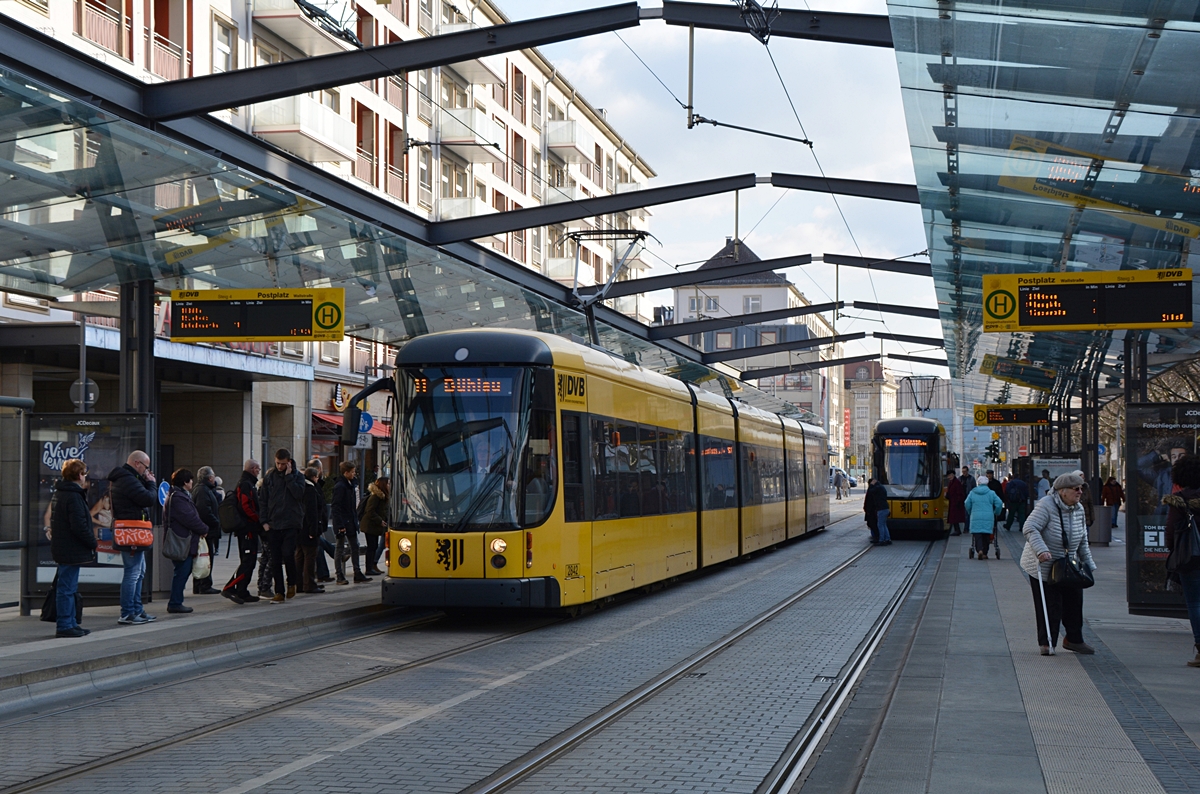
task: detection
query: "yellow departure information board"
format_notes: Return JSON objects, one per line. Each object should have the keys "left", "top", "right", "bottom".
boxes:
{"left": 169, "top": 288, "right": 345, "bottom": 343}
{"left": 982, "top": 269, "right": 1192, "bottom": 333}
{"left": 973, "top": 404, "right": 1050, "bottom": 426}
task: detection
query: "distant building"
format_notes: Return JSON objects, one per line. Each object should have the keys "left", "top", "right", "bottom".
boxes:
{"left": 845, "top": 361, "right": 898, "bottom": 479}
{"left": 670, "top": 238, "right": 844, "bottom": 458}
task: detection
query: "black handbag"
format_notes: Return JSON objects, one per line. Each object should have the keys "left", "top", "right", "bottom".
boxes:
{"left": 1166, "top": 509, "right": 1200, "bottom": 574}
{"left": 160, "top": 492, "right": 191, "bottom": 562}
{"left": 39, "top": 573, "right": 84, "bottom": 623}
{"left": 1049, "top": 505, "right": 1094, "bottom": 589}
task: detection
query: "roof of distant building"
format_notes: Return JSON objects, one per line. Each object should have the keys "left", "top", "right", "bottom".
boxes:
{"left": 695, "top": 238, "right": 791, "bottom": 287}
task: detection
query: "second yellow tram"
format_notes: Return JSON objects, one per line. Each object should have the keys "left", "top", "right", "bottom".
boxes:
{"left": 870, "top": 417, "right": 956, "bottom": 538}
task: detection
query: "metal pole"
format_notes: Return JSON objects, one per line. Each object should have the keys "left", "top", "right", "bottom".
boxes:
{"left": 733, "top": 190, "right": 739, "bottom": 261}
{"left": 77, "top": 315, "right": 88, "bottom": 414}
{"left": 686, "top": 25, "right": 695, "bottom": 129}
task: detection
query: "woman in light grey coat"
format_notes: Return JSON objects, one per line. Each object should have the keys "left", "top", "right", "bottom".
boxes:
{"left": 1020, "top": 471, "right": 1097, "bottom": 655}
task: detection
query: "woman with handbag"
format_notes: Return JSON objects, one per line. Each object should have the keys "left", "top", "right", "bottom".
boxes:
{"left": 1020, "top": 471, "right": 1097, "bottom": 655}
{"left": 162, "top": 468, "right": 209, "bottom": 615}
{"left": 1162, "top": 454, "right": 1200, "bottom": 668}
{"left": 51, "top": 458, "right": 97, "bottom": 638}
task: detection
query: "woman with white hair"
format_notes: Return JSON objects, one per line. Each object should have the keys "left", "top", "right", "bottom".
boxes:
{"left": 1020, "top": 471, "right": 1097, "bottom": 655}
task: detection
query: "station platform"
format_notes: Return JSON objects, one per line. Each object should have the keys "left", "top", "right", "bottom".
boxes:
{"left": 805, "top": 522, "right": 1200, "bottom": 794}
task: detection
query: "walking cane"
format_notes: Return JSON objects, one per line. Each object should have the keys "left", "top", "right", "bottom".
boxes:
{"left": 1036, "top": 561, "right": 1055, "bottom": 656}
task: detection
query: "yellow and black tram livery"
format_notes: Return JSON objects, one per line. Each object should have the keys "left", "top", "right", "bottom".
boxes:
{"left": 871, "top": 417, "right": 952, "bottom": 538}
{"left": 344, "top": 329, "right": 830, "bottom": 609}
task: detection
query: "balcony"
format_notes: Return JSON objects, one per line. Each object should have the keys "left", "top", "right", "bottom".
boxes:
{"left": 545, "top": 257, "right": 591, "bottom": 286}
{"left": 439, "top": 196, "right": 495, "bottom": 221}
{"left": 252, "top": 0, "right": 358, "bottom": 57}
{"left": 77, "top": 0, "right": 132, "bottom": 59}
{"left": 617, "top": 181, "right": 648, "bottom": 219}
{"left": 543, "top": 184, "right": 588, "bottom": 204}
{"left": 385, "top": 164, "right": 407, "bottom": 202}
{"left": 437, "top": 23, "right": 505, "bottom": 84}
{"left": 545, "top": 120, "right": 597, "bottom": 164}
{"left": 439, "top": 108, "right": 503, "bottom": 165}
{"left": 149, "top": 31, "right": 185, "bottom": 80}
{"left": 252, "top": 95, "right": 355, "bottom": 162}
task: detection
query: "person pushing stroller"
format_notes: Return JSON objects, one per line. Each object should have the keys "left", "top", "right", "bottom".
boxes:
{"left": 966, "top": 474, "right": 1005, "bottom": 560}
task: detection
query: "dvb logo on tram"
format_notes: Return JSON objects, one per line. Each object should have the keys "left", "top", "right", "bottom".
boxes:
{"left": 557, "top": 373, "right": 586, "bottom": 405}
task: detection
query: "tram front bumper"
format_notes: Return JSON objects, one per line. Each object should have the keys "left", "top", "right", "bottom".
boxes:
{"left": 381, "top": 576, "right": 561, "bottom": 608}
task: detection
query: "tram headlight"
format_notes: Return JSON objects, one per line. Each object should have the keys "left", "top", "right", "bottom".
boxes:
{"left": 398, "top": 537, "right": 413, "bottom": 553}
{"left": 490, "top": 538, "right": 508, "bottom": 554}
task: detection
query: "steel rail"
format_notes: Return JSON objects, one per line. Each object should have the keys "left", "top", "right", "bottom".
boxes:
{"left": 0, "top": 616, "right": 558, "bottom": 794}
{"left": 462, "top": 543, "right": 881, "bottom": 794}
{"left": 760, "top": 541, "right": 934, "bottom": 793}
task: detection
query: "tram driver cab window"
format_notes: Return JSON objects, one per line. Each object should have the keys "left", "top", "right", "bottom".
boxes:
{"left": 520, "top": 369, "right": 557, "bottom": 525}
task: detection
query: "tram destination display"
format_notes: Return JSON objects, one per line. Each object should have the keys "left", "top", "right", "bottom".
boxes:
{"left": 169, "top": 288, "right": 344, "bottom": 342}
{"left": 973, "top": 404, "right": 1050, "bottom": 426}
{"left": 982, "top": 269, "right": 1192, "bottom": 333}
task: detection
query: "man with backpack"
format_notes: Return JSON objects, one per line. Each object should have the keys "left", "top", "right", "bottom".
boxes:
{"left": 220, "top": 460, "right": 263, "bottom": 604}
{"left": 259, "top": 449, "right": 306, "bottom": 603}
{"left": 1004, "top": 474, "right": 1030, "bottom": 531}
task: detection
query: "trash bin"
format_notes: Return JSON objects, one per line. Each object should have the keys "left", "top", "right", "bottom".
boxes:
{"left": 1089, "top": 504, "right": 1113, "bottom": 546}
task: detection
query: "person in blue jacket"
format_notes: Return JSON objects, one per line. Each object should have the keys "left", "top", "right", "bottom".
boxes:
{"left": 966, "top": 475, "right": 1005, "bottom": 560}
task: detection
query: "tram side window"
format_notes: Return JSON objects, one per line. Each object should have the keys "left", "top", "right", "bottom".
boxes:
{"left": 520, "top": 370, "right": 558, "bottom": 526}
{"left": 679, "top": 432, "right": 697, "bottom": 511}
{"left": 787, "top": 451, "right": 804, "bottom": 501}
{"left": 639, "top": 425, "right": 663, "bottom": 516}
{"left": 562, "top": 412, "right": 586, "bottom": 522}
{"left": 701, "top": 435, "right": 737, "bottom": 510}
{"left": 762, "top": 446, "right": 785, "bottom": 503}
{"left": 741, "top": 445, "right": 761, "bottom": 506}
{"left": 616, "top": 423, "right": 641, "bottom": 518}
{"left": 591, "top": 417, "right": 619, "bottom": 519}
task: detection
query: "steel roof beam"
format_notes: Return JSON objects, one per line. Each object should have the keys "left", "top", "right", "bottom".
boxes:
{"left": 888, "top": 353, "right": 950, "bottom": 367}
{"left": 771, "top": 173, "right": 920, "bottom": 204}
{"left": 143, "top": 4, "right": 642, "bottom": 119}
{"left": 702, "top": 331, "right": 866, "bottom": 365}
{"left": 658, "top": 2, "right": 892, "bottom": 47}
{"left": 742, "top": 353, "right": 879, "bottom": 381}
{"left": 873, "top": 331, "right": 945, "bottom": 348}
{"left": 852, "top": 301, "right": 940, "bottom": 320}
{"left": 578, "top": 253, "right": 812, "bottom": 300}
{"left": 648, "top": 301, "right": 842, "bottom": 339}
{"left": 429, "top": 173, "right": 756, "bottom": 245}
{"left": 822, "top": 253, "right": 932, "bottom": 277}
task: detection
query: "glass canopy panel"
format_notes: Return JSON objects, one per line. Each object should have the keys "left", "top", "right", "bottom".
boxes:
{"left": 0, "top": 65, "right": 816, "bottom": 424}
{"left": 888, "top": 0, "right": 1200, "bottom": 420}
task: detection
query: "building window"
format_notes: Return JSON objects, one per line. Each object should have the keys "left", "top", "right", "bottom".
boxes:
{"left": 855, "top": 366, "right": 871, "bottom": 380}
{"left": 212, "top": 16, "right": 236, "bottom": 74}
{"left": 441, "top": 75, "right": 468, "bottom": 108}
{"left": 416, "top": 69, "right": 433, "bottom": 122}
{"left": 760, "top": 331, "right": 776, "bottom": 345}
{"left": 281, "top": 340, "right": 306, "bottom": 358}
{"left": 3, "top": 292, "right": 50, "bottom": 313}
{"left": 688, "top": 297, "right": 698, "bottom": 312}
{"left": 744, "top": 295, "right": 762, "bottom": 314}
{"left": 706, "top": 296, "right": 719, "bottom": 313}
{"left": 511, "top": 68, "right": 526, "bottom": 125}
{"left": 856, "top": 406, "right": 869, "bottom": 418}
{"left": 320, "top": 342, "right": 341, "bottom": 364}
{"left": 531, "top": 85, "right": 542, "bottom": 130}
{"left": 441, "top": 158, "right": 467, "bottom": 198}
{"left": 715, "top": 332, "right": 733, "bottom": 349}
{"left": 417, "top": 147, "right": 433, "bottom": 209}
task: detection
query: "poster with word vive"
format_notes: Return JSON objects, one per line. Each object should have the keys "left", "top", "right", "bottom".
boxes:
{"left": 27, "top": 414, "right": 151, "bottom": 600}
{"left": 1125, "top": 404, "right": 1193, "bottom": 617}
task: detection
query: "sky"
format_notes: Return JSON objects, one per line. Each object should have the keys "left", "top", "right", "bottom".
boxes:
{"left": 495, "top": 0, "right": 946, "bottom": 378}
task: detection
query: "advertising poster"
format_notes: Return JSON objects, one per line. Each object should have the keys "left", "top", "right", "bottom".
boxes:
{"left": 1125, "top": 404, "right": 1193, "bottom": 616}
{"left": 1030, "top": 456, "right": 1083, "bottom": 489}
{"left": 27, "top": 414, "right": 150, "bottom": 599}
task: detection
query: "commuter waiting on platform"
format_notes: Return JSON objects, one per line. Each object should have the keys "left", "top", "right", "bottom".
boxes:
{"left": 965, "top": 475, "right": 1004, "bottom": 560}
{"left": 946, "top": 469, "right": 966, "bottom": 536}
{"left": 191, "top": 466, "right": 222, "bottom": 595}
{"left": 259, "top": 449, "right": 305, "bottom": 603}
{"left": 1102, "top": 476, "right": 1125, "bottom": 528}
{"left": 221, "top": 460, "right": 262, "bottom": 604}
{"left": 1004, "top": 473, "right": 1029, "bottom": 531}
{"left": 361, "top": 476, "right": 389, "bottom": 577}
{"left": 864, "top": 477, "right": 891, "bottom": 546}
{"left": 297, "top": 466, "right": 326, "bottom": 594}
{"left": 164, "top": 469, "right": 210, "bottom": 615}
{"left": 51, "top": 458, "right": 96, "bottom": 638}
{"left": 108, "top": 450, "right": 158, "bottom": 625}
{"left": 1020, "top": 471, "right": 1097, "bottom": 655}
{"left": 1162, "top": 455, "right": 1200, "bottom": 668}
{"left": 332, "top": 461, "right": 370, "bottom": 584}
{"left": 960, "top": 466, "right": 976, "bottom": 494}
{"left": 1037, "top": 469, "right": 1053, "bottom": 501}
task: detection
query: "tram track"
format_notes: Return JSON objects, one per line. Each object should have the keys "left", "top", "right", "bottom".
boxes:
{"left": 462, "top": 541, "right": 933, "bottom": 794}
{"left": 0, "top": 615, "right": 559, "bottom": 794}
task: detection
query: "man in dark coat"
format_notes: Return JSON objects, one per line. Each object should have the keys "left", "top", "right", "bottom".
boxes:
{"left": 221, "top": 460, "right": 262, "bottom": 604}
{"left": 297, "top": 466, "right": 325, "bottom": 594}
{"left": 331, "top": 461, "right": 369, "bottom": 584}
{"left": 864, "top": 477, "right": 892, "bottom": 545}
{"left": 259, "top": 449, "right": 306, "bottom": 602}
{"left": 108, "top": 450, "right": 158, "bottom": 625}
{"left": 960, "top": 466, "right": 976, "bottom": 494}
{"left": 1003, "top": 475, "right": 1030, "bottom": 531}
{"left": 307, "top": 459, "right": 335, "bottom": 583}
{"left": 191, "top": 466, "right": 222, "bottom": 594}
{"left": 51, "top": 458, "right": 96, "bottom": 637}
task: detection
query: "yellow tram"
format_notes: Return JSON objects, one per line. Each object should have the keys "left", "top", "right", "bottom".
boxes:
{"left": 344, "top": 329, "right": 830, "bottom": 609}
{"left": 870, "top": 417, "right": 955, "bottom": 538}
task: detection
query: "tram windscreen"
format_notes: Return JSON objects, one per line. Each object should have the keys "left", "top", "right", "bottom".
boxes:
{"left": 397, "top": 366, "right": 531, "bottom": 530}
{"left": 876, "top": 437, "right": 934, "bottom": 499}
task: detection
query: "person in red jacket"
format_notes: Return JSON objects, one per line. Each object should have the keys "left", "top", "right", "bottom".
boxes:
{"left": 946, "top": 470, "right": 967, "bottom": 536}
{"left": 220, "top": 460, "right": 263, "bottom": 604}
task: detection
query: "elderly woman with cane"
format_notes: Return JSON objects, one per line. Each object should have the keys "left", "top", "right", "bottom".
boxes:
{"left": 1020, "top": 471, "right": 1097, "bottom": 655}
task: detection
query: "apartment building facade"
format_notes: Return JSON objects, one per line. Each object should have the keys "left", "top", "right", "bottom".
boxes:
{"left": 0, "top": 0, "right": 656, "bottom": 480}
{"left": 844, "top": 361, "right": 898, "bottom": 480}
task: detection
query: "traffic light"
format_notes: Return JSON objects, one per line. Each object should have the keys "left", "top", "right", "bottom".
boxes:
{"left": 985, "top": 438, "right": 1001, "bottom": 463}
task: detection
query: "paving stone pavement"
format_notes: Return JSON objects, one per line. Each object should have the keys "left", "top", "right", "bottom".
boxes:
{"left": 14, "top": 503, "right": 888, "bottom": 794}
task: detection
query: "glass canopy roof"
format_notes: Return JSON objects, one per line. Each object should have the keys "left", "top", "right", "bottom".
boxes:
{"left": 0, "top": 64, "right": 815, "bottom": 423}
{"left": 888, "top": 0, "right": 1200, "bottom": 417}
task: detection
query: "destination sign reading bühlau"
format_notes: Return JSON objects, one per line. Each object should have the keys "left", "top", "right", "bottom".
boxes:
{"left": 169, "top": 288, "right": 345, "bottom": 343}
{"left": 982, "top": 270, "right": 1192, "bottom": 333}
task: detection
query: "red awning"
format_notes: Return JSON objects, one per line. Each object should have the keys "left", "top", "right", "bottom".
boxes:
{"left": 312, "top": 411, "right": 389, "bottom": 438}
